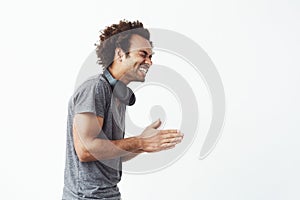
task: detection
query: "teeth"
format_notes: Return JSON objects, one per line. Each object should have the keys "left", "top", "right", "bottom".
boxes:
{"left": 139, "top": 67, "right": 148, "bottom": 74}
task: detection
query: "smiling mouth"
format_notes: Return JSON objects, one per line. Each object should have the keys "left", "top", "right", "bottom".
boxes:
{"left": 139, "top": 65, "right": 149, "bottom": 76}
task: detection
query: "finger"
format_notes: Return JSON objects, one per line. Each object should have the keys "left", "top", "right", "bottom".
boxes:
{"left": 161, "top": 137, "right": 182, "bottom": 144}
{"left": 160, "top": 129, "right": 181, "bottom": 134}
{"left": 148, "top": 119, "right": 162, "bottom": 129}
{"left": 161, "top": 142, "right": 178, "bottom": 148}
{"left": 164, "top": 145, "right": 176, "bottom": 151}
{"left": 161, "top": 133, "right": 184, "bottom": 139}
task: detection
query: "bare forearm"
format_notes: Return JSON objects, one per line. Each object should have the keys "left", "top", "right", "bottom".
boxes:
{"left": 73, "top": 115, "right": 183, "bottom": 162}
{"left": 121, "top": 149, "right": 144, "bottom": 162}
{"left": 80, "top": 137, "right": 142, "bottom": 162}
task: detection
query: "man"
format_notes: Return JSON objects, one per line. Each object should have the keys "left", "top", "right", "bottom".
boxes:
{"left": 62, "top": 20, "right": 183, "bottom": 200}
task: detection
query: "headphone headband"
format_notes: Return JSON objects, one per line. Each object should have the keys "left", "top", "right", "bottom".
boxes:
{"left": 103, "top": 69, "right": 118, "bottom": 87}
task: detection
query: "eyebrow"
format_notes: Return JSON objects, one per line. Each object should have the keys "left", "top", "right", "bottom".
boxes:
{"left": 140, "top": 50, "right": 155, "bottom": 57}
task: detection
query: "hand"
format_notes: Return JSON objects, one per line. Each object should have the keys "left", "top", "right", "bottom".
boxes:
{"left": 138, "top": 119, "right": 184, "bottom": 152}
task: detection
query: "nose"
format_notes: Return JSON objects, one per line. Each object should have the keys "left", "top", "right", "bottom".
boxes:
{"left": 144, "top": 56, "right": 152, "bottom": 66}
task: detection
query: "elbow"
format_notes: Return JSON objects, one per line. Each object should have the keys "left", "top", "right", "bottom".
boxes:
{"left": 73, "top": 136, "right": 97, "bottom": 162}
{"left": 77, "top": 150, "right": 91, "bottom": 162}
{"left": 75, "top": 145, "right": 95, "bottom": 162}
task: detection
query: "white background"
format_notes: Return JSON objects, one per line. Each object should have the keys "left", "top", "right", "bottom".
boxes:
{"left": 0, "top": 0, "right": 299, "bottom": 199}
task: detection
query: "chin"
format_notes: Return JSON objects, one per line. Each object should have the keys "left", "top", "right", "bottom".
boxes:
{"left": 134, "top": 76, "right": 146, "bottom": 82}
{"left": 134, "top": 78, "right": 145, "bottom": 83}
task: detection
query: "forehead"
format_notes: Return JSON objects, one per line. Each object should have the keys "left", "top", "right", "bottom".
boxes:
{"left": 129, "top": 34, "right": 152, "bottom": 54}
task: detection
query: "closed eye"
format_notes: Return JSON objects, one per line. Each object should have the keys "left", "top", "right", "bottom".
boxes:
{"left": 139, "top": 50, "right": 153, "bottom": 60}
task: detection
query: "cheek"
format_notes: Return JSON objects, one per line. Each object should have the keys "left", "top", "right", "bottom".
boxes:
{"left": 123, "top": 59, "right": 134, "bottom": 69}
{"left": 134, "top": 58, "right": 144, "bottom": 66}
{"left": 125, "top": 56, "right": 143, "bottom": 68}
{"left": 131, "top": 60, "right": 141, "bottom": 69}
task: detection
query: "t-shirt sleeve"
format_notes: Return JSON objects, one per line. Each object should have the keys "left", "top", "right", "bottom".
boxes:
{"left": 72, "top": 80, "right": 108, "bottom": 117}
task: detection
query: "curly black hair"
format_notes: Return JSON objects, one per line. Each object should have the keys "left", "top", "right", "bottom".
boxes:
{"left": 95, "top": 20, "right": 152, "bottom": 70}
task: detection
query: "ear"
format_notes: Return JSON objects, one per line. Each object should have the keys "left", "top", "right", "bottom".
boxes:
{"left": 115, "top": 48, "right": 125, "bottom": 62}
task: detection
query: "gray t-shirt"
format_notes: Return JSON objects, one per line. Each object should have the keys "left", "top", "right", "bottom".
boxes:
{"left": 63, "top": 74, "right": 126, "bottom": 200}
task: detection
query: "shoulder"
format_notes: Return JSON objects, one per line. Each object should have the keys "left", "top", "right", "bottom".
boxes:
{"left": 73, "top": 74, "right": 110, "bottom": 95}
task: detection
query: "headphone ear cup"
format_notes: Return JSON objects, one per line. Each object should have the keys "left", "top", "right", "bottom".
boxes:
{"left": 127, "top": 87, "right": 136, "bottom": 106}
{"left": 113, "top": 81, "right": 136, "bottom": 106}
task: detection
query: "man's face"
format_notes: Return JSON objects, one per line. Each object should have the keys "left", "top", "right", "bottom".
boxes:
{"left": 121, "top": 34, "right": 153, "bottom": 83}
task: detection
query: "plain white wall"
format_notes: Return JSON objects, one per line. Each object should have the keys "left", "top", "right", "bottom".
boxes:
{"left": 0, "top": 0, "right": 299, "bottom": 199}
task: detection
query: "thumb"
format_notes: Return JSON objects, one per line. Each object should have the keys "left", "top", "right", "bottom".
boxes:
{"left": 148, "top": 119, "right": 161, "bottom": 129}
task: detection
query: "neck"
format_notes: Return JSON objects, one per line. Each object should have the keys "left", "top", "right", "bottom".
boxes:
{"left": 107, "top": 64, "right": 130, "bottom": 85}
